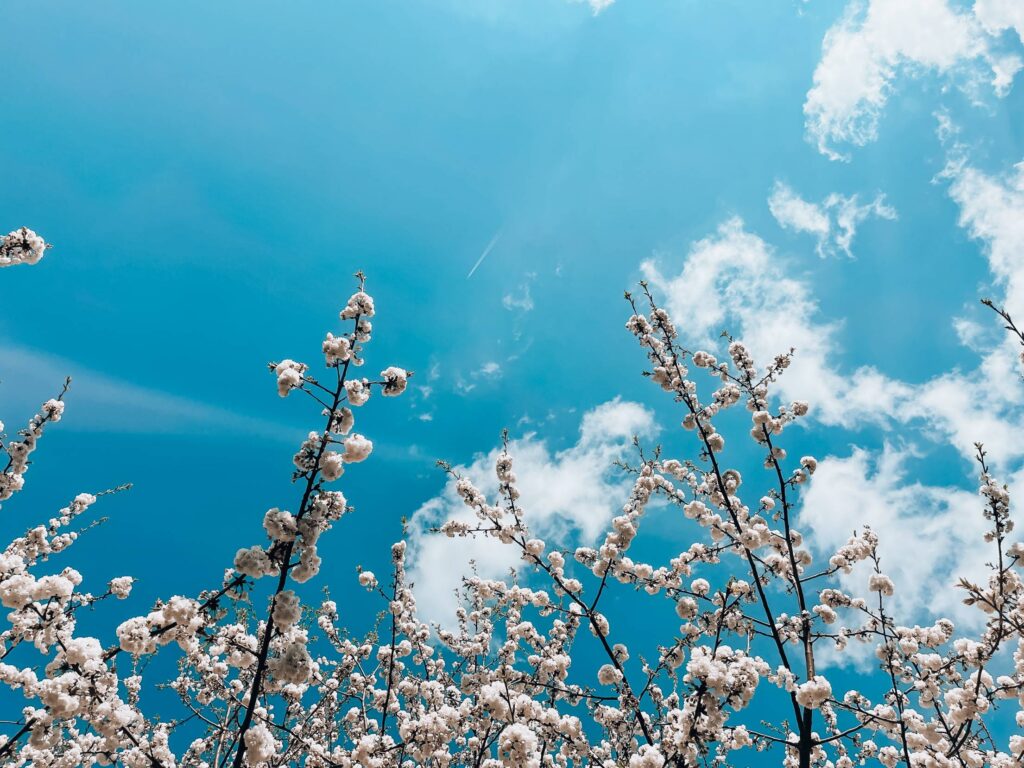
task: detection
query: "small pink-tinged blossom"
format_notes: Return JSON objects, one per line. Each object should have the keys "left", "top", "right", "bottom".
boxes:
{"left": 869, "top": 573, "right": 895, "bottom": 597}
{"left": 344, "top": 378, "right": 370, "bottom": 406}
{"left": 117, "top": 616, "right": 156, "bottom": 656}
{"left": 597, "top": 664, "right": 623, "bottom": 686}
{"left": 269, "top": 639, "right": 314, "bottom": 684}
{"left": 326, "top": 405, "right": 355, "bottom": 434}
{"left": 0, "top": 574, "right": 33, "bottom": 609}
{"left": 380, "top": 366, "right": 408, "bottom": 396}
{"left": 497, "top": 723, "right": 540, "bottom": 768}
{"left": 42, "top": 399, "right": 64, "bottom": 422}
{"left": 319, "top": 452, "right": 345, "bottom": 481}
{"left": 340, "top": 290, "right": 375, "bottom": 320}
{"left": 271, "top": 590, "right": 302, "bottom": 628}
{"left": 690, "top": 578, "right": 710, "bottom": 596}
{"left": 629, "top": 745, "right": 666, "bottom": 768}
{"left": 234, "top": 546, "right": 277, "bottom": 579}
{"left": 342, "top": 433, "right": 372, "bottom": 463}
{"left": 691, "top": 350, "right": 715, "bottom": 368}
{"left": 263, "top": 508, "right": 297, "bottom": 542}
{"left": 675, "top": 597, "right": 697, "bottom": 619}
{"left": 0, "top": 228, "right": 48, "bottom": 267}
{"left": 243, "top": 724, "right": 278, "bottom": 765}
{"left": 274, "top": 359, "right": 307, "bottom": 397}
{"left": 323, "top": 333, "right": 352, "bottom": 366}
{"left": 108, "top": 576, "right": 134, "bottom": 599}
{"left": 794, "top": 676, "right": 832, "bottom": 709}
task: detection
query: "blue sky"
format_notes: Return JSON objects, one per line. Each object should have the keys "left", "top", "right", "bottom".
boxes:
{"left": 3, "top": 0, "right": 1024, "bottom": 716}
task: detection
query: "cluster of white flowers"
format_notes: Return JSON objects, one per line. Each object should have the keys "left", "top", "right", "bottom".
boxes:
{"left": 0, "top": 227, "right": 48, "bottom": 267}
{"left": 273, "top": 359, "right": 307, "bottom": 397}
{"left": 341, "top": 432, "right": 372, "bottom": 463}
{"left": 869, "top": 572, "right": 896, "bottom": 597}
{"left": 0, "top": 263, "right": 1021, "bottom": 768}
{"left": 322, "top": 332, "right": 351, "bottom": 366}
{"left": 794, "top": 675, "right": 832, "bottom": 709}
{"left": 1, "top": 397, "right": 66, "bottom": 506}
{"left": 380, "top": 366, "right": 409, "bottom": 396}
{"left": 340, "top": 290, "right": 374, "bottom": 320}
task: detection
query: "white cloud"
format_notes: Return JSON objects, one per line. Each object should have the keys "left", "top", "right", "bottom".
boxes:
{"left": 0, "top": 344, "right": 296, "bottom": 441}
{"left": 571, "top": 0, "right": 614, "bottom": 15}
{"left": 767, "top": 183, "right": 831, "bottom": 240}
{"left": 912, "top": 140, "right": 1024, "bottom": 463}
{"left": 407, "top": 398, "right": 656, "bottom": 625}
{"left": 479, "top": 361, "right": 502, "bottom": 377}
{"left": 941, "top": 152, "right": 1024, "bottom": 317}
{"left": 502, "top": 281, "right": 535, "bottom": 313}
{"left": 805, "top": 0, "right": 1022, "bottom": 160}
{"left": 409, "top": 138, "right": 1024, "bottom": 633}
{"left": 974, "top": 0, "right": 1024, "bottom": 44}
{"left": 904, "top": 362, "right": 1024, "bottom": 462}
{"left": 952, "top": 315, "right": 987, "bottom": 351}
{"left": 641, "top": 194, "right": 1024, "bottom": 461}
{"left": 800, "top": 445, "right": 989, "bottom": 627}
{"left": 768, "top": 181, "right": 897, "bottom": 258}
{"left": 640, "top": 217, "right": 910, "bottom": 428}
{"left": 454, "top": 361, "right": 504, "bottom": 395}
{"left": 642, "top": 161, "right": 1024, "bottom": 631}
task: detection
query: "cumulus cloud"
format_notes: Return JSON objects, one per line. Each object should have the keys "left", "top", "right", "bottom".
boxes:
{"left": 641, "top": 149, "right": 1024, "bottom": 630}
{"left": 941, "top": 147, "right": 1024, "bottom": 317}
{"left": 407, "top": 398, "right": 656, "bottom": 625}
{"left": 768, "top": 181, "right": 897, "bottom": 258}
{"left": 801, "top": 445, "right": 989, "bottom": 627}
{"left": 410, "top": 136, "right": 1024, "bottom": 636}
{"left": 974, "top": 0, "right": 1024, "bottom": 44}
{"left": 640, "top": 217, "right": 910, "bottom": 428}
{"left": 910, "top": 127, "right": 1024, "bottom": 463}
{"left": 805, "top": 0, "right": 1022, "bottom": 160}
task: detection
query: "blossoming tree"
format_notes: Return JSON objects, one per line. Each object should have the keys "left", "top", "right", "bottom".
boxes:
{"left": 0, "top": 228, "right": 1021, "bottom": 767}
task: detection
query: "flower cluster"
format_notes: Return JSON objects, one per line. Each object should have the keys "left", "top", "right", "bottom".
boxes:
{"left": 0, "top": 227, "right": 49, "bottom": 268}
{"left": 0, "top": 256, "right": 1020, "bottom": 768}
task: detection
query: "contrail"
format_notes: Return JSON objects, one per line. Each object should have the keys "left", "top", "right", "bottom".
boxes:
{"left": 466, "top": 230, "right": 502, "bottom": 279}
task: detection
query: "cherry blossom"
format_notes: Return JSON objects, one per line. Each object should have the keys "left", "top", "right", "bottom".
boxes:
{"left": 0, "top": 249, "right": 1020, "bottom": 768}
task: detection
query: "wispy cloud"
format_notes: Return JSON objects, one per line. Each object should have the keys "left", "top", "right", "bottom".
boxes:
{"left": 768, "top": 181, "right": 896, "bottom": 258}
{"left": 478, "top": 361, "right": 502, "bottom": 377}
{"left": 0, "top": 344, "right": 299, "bottom": 442}
{"left": 502, "top": 279, "right": 535, "bottom": 313}
{"left": 453, "top": 360, "right": 504, "bottom": 396}
{"left": 804, "top": 0, "right": 1022, "bottom": 160}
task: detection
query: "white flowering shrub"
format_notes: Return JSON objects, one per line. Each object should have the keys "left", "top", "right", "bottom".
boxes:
{"left": 1, "top": 234, "right": 1022, "bottom": 767}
